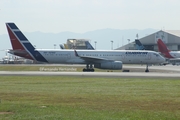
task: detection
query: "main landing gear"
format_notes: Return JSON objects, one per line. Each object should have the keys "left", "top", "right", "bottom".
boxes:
{"left": 145, "top": 64, "right": 149, "bottom": 72}
{"left": 83, "top": 64, "right": 94, "bottom": 72}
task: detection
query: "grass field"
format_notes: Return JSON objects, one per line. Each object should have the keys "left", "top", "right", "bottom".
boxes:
{"left": 0, "top": 76, "right": 179, "bottom": 120}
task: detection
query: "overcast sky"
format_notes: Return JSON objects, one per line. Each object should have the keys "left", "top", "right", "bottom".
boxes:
{"left": 0, "top": 0, "right": 180, "bottom": 34}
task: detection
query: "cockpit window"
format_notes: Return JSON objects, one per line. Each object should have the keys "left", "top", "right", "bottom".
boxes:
{"left": 153, "top": 53, "right": 159, "bottom": 57}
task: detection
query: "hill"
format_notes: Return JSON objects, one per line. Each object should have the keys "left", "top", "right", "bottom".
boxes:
{"left": 0, "top": 28, "right": 158, "bottom": 58}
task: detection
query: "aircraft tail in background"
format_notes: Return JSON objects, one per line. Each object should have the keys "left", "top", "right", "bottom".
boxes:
{"left": 85, "top": 41, "right": 94, "bottom": 50}
{"left": 6, "top": 23, "right": 48, "bottom": 62}
{"left": 59, "top": 44, "right": 65, "bottom": 49}
{"left": 157, "top": 39, "right": 173, "bottom": 58}
{"left": 135, "top": 39, "right": 145, "bottom": 50}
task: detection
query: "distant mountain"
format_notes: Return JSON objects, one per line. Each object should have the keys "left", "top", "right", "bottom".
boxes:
{"left": 0, "top": 28, "right": 158, "bottom": 58}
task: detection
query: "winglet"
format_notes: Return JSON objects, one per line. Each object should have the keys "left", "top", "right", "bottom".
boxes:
{"left": 74, "top": 50, "right": 79, "bottom": 57}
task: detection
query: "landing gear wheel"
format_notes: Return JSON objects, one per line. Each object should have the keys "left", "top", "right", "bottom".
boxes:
{"left": 82, "top": 64, "right": 95, "bottom": 72}
{"left": 83, "top": 68, "right": 87, "bottom": 72}
{"left": 145, "top": 64, "right": 149, "bottom": 72}
{"left": 82, "top": 68, "right": 94, "bottom": 72}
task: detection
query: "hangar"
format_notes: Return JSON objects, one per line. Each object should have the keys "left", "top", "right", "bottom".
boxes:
{"left": 117, "top": 30, "right": 180, "bottom": 51}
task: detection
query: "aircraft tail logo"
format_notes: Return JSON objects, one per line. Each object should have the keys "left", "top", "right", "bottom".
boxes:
{"left": 6, "top": 23, "right": 48, "bottom": 62}
{"left": 157, "top": 39, "right": 173, "bottom": 58}
{"left": 85, "top": 41, "right": 94, "bottom": 50}
{"left": 135, "top": 39, "right": 145, "bottom": 50}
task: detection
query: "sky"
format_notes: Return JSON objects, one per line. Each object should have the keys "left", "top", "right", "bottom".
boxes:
{"left": 0, "top": 0, "right": 180, "bottom": 34}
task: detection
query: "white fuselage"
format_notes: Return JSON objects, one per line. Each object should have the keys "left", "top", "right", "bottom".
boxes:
{"left": 36, "top": 49, "right": 165, "bottom": 64}
{"left": 169, "top": 51, "right": 180, "bottom": 58}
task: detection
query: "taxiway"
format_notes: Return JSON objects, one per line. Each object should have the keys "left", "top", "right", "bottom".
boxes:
{"left": 0, "top": 64, "right": 179, "bottom": 78}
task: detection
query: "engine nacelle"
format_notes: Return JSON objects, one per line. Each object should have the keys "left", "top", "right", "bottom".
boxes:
{"left": 94, "top": 61, "right": 122, "bottom": 70}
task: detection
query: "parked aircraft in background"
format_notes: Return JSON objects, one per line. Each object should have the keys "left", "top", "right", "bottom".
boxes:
{"left": 157, "top": 39, "right": 180, "bottom": 65}
{"left": 157, "top": 39, "right": 180, "bottom": 58}
{"left": 59, "top": 44, "right": 69, "bottom": 49}
{"left": 135, "top": 39, "right": 145, "bottom": 50}
{"left": 6, "top": 23, "right": 165, "bottom": 72}
{"left": 59, "top": 41, "right": 94, "bottom": 50}
{"left": 85, "top": 41, "right": 94, "bottom": 50}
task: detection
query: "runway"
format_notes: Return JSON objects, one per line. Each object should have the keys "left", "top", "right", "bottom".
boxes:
{"left": 0, "top": 64, "right": 180, "bottom": 78}
{"left": 0, "top": 71, "right": 180, "bottom": 78}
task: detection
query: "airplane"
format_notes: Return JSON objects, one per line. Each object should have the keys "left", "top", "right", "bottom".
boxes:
{"left": 6, "top": 23, "right": 165, "bottom": 72}
{"left": 157, "top": 39, "right": 180, "bottom": 65}
{"left": 157, "top": 39, "right": 180, "bottom": 58}
{"left": 135, "top": 39, "right": 145, "bottom": 50}
{"left": 135, "top": 39, "right": 169, "bottom": 65}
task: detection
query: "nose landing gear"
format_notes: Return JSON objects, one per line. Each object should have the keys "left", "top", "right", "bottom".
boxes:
{"left": 145, "top": 64, "right": 149, "bottom": 72}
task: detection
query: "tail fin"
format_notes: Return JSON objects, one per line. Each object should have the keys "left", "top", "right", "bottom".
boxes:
{"left": 157, "top": 39, "right": 173, "bottom": 58}
{"left": 85, "top": 41, "right": 94, "bottom": 50}
{"left": 59, "top": 44, "right": 65, "bottom": 49}
{"left": 6, "top": 23, "right": 47, "bottom": 62}
{"left": 135, "top": 39, "right": 145, "bottom": 50}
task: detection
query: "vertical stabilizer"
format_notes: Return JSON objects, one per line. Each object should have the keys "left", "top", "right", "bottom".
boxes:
{"left": 135, "top": 39, "right": 145, "bottom": 50}
{"left": 6, "top": 23, "right": 48, "bottom": 62}
{"left": 85, "top": 41, "right": 94, "bottom": 50}
{"left": 157, "top": 39, "right": 173, "bottom": 58}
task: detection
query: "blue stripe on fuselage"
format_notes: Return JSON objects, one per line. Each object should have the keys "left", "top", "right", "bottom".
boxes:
{"left": 23, "top": 43, "right": 48, "bottom": 62}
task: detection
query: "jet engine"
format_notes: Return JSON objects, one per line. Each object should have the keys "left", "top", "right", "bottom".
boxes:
{"left": 94, "top": 61, "right": 122, "bottom": 70}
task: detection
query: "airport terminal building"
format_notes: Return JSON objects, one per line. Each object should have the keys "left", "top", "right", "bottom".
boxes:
{"left": 117, "top": 30, "right": 180, "bottom": 51}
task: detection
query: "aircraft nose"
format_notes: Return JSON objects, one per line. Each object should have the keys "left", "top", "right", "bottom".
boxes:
{"left": 161, "top": 56, "right": 166, "bottom": 63}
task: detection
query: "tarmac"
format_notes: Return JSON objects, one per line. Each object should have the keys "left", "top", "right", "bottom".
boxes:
{"left": 0, "top": 64, "right": 180, "bottom": 78}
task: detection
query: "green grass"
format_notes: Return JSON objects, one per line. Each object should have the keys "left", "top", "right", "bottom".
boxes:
{"left": 0, "top": 76, "right": 179, "bottom": 120}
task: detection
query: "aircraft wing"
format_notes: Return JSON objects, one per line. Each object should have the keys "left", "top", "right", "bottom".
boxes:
{"left": 74, "top": 50, "right": 113, "bottom": 63}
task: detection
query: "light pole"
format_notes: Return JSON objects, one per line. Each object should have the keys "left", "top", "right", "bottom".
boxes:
{"left": 111, "top": 41, "right": 113, "bottom": 50}
{"left": 94, "top": 41, "right": 97, "bottom": 50}
{"left": 126, "top": 39, "right": 130, "bottom": 50}
{"left": 136, "top": 34, "right": 139, "bottom": 39}
{"left": 127, "top": 39, "right": 130, "bottom": 44}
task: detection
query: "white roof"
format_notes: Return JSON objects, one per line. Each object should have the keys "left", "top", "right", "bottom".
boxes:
{"left": 165, "top": 30, "right": 180, "bottom": 37}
